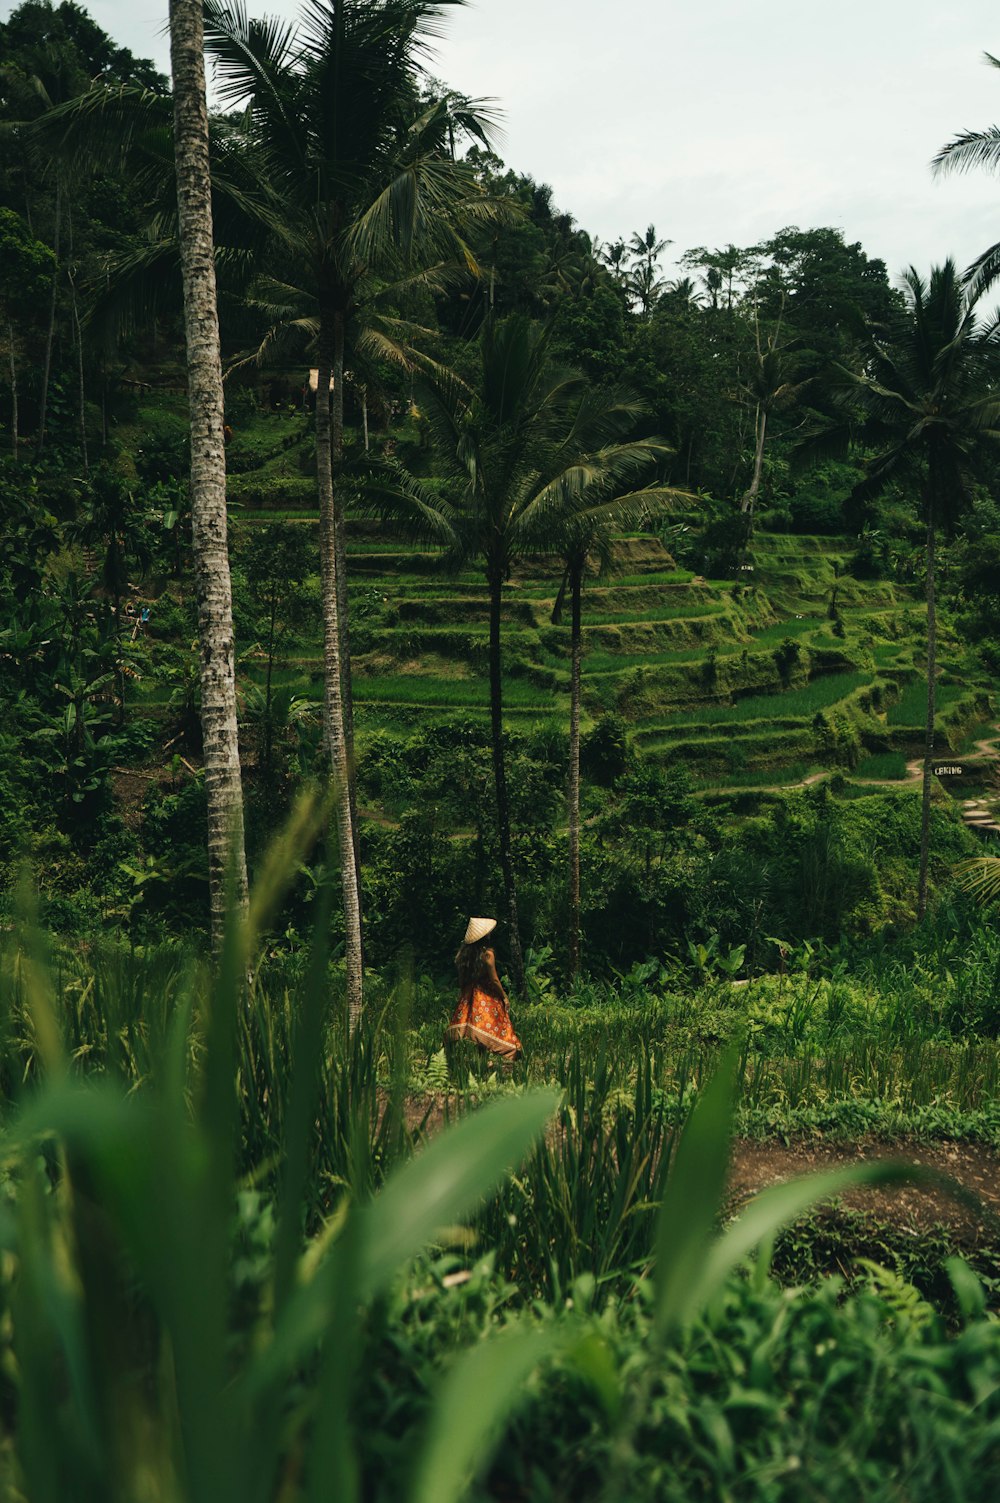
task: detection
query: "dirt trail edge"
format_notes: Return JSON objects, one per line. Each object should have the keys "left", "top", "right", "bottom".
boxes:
{"left": 727, "top": 1136, "right": 1000, "bottom": 1246}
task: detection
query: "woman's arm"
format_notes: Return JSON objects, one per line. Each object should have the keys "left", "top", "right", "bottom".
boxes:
{"left": 481, "top": 948, "right": 509, "bottom": 1003}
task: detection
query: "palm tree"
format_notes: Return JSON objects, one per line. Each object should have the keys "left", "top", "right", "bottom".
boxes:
{"left": 629, "top": 223, "right": 672, "bottom": 276}
{"left": 626, "top": 224, "right": 671, "bottom": 318}
{"left": 200, "top": 0, "right": 502, "bottom": 1022}
{"left": 71, "top": 462, "right": 152, "bottom": 723}
{"left": 600, "top": 238, "right": 628, "bottom": 284}
{"left": 369, "top": 316, "right": 673, "bottom": 989}
{"left": 934, "top": 57, "right": 1000, "bottom": 293}
{"left": 739, "top": 308, "right": 810, "bottom": 525}
{"left": 34, "top": 0, "right": 502, "bottom": 1021}
{"left": 626, "top": 260, "right": 666, "bottom": 319}
{"left": 551, "top": 480, "right": 689, "bottom": 978}
{"left": 168, "top": 0, "right": 249, "bottom": 945}
{"left": 663, "top": 276, "right": 703, "bottom": 306}
{"left": 846, "top": 261, "right": 1000, "bottom": 916}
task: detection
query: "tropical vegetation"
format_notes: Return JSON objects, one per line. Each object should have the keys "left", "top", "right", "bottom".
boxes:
{"left": 4, "top": 1, "right": 1000, "bottom": 1496}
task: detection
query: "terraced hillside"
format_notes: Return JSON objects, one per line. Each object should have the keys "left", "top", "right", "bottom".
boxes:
{"left": 130, "top": 399, "right": 997, "bottom": 822}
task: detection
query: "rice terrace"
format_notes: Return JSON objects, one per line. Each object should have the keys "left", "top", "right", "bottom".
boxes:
{"left": 8, "top": 0, "right": 1000, "bottom": 1497}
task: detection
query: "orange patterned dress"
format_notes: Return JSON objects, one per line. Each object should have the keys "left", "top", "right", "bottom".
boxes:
{"left": 445, "top": 947, "right": 522, "bottom": 1059}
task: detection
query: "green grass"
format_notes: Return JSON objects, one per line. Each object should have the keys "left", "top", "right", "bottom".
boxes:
{"left": 348, "top": 673, "right": 560, "bottom": 708}
{"left": 958, "top": 719, "right": 999, "bottom": 754}
{"left": 854, "top": 751, "right": 910, "bottom": 781}
{"left": 887, "top": 679, "right": 971, "bottom": 726}
{"left": 694, "top": 760, "right": 815, "bottom": 789}
{"left": 584, "top": 602, "right": 729, "bottom": 625}
{"left": 637, "top": 669, "right": 871, "bottom": 730}
{"left": 743, "top": 616, "right": 828, "bottom": 645}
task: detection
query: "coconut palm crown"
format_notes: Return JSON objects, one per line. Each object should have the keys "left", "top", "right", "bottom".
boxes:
{"left": 367, "top": 314, "right": 679, "bottom": 988}
{"left": 846, "top": 260, "right": 1000, "bottom": 915}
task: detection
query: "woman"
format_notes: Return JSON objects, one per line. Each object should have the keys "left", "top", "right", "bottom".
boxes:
{"left": 445, "top": 916, "right": 522, "bottom": 1061}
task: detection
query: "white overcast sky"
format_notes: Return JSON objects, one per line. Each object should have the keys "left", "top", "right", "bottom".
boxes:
{"left": 33, "top": 0, "right": 1000, "bottom": 283}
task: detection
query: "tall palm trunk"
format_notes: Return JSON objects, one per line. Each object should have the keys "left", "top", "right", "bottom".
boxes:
{"left": 328, "top": 311, "right": 364, "bottom": 934}
{"left": 568, "top": 559, "right": 583, "bottom": 979}
{"left": 8, "top": 326, "right": 17, "bottom": 461}
{"left": 488, "top": 560, "right": 526, "bottom": 994}
{"left": 740, "top": 403, "right": 768, "bottom": 523}
{"left": 67, "top": 208, "right": 88, "bottom": 476}
{"left": 316, "top": 353, "right": 364, "bottom": 1025}
{"left": 36, "top": 176, "right": 61, "bottom": 461}
{"left": 918, "top": 492, "right": 937, "bottom": 919}
{"left": 169, "top": 0, "right": 249, "bottom": 945}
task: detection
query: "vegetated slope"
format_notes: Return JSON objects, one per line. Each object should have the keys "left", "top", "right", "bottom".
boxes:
{"left": 123, "top": 392, "right": 996, "bottom": 828}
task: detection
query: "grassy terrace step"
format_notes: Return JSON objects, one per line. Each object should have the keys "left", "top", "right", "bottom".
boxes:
{"left": 886, "top": 679, "right": 978, "bottom": 726}
{"left": 639, "top": 725, "right": 819, "bottom": 765}
{"left": 751, "top": 534, "right": 854, "bottom": 554}
{"left": 583, "top": 601, "right": 730, "bottom": 625}
{"left": 351, "top": 674, "right": 564, "bottom": 708}
{"left": 393, "top": 598, "right": 546, "bottom": 627}
{"left": 354, "top": 702, "right": 564, "bottom": 730}
{"left": 632, "top": 669, "right": 873, "bottom": 732}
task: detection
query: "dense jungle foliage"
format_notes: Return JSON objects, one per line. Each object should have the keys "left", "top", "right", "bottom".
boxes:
{"left": 5, "top": 3, "right": 1000, "bottom": 1498}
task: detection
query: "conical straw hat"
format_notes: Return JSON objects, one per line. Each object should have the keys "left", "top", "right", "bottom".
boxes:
{"left": 463, "top": 916, "right": 497, "bottom": 945}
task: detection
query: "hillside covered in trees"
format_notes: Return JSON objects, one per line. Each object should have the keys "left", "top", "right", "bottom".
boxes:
{"left": 7, "top": 3, "right": 1000, "bottom": 1501}
{"left": 4, "top": 1, "right": 1000, "bottom": 978}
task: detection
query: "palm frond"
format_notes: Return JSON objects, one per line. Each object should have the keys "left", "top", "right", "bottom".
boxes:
{"left": 955, "top": 856, "right": 1000, "bottom": 905}
{"left": 355, "top": 457, "right": 462, "bottom": 553}
{"left": 933, "top": 124, "right": 1000, "bottom": 177}
{"left": 24, "top": 82, "right": 173, "bottom": 175}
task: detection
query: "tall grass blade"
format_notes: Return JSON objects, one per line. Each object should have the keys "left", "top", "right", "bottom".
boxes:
{"left": 654, "top": 1044, "right": 737, "bottom": 1338}
{"left": 688, "top": 1160, "right": 930, "bottom": 1319}
{"left": 410, "top": 1326, "right": 556, "bottom": 1503}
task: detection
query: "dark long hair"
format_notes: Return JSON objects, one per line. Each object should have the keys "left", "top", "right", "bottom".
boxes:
{"left": 455, "top": 936, "right": 491, "bottom": 990}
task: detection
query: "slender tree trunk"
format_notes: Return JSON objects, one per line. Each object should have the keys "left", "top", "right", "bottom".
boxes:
{"left": 316, "top": 354, "right": 364, "bottom": 1025}
{"left": 917, "top": 496, "right": 937, "bottom": 920}
{"left": 568, "top": 560, "right": 583, "bottom": 979}
{"left": 170, "top": 0, "right": 249, "bottom": 946}
{"left": 329, "top": 312, "right": 364, "bottom": 939}
{"left": 488, "top": 561, "right": 526, "bottom": 994}
{"left": 740, "top": 403, "right": 767, "bottom": 520}
{"left": 111, "top": 563, "right": 126, "bottom": 728}
{"left": 67, "top": 209, "right": 88, "bottom": 476}
{"left": 8, "top": 327, "right": 17, "bottom": 461}
{"left": 37, "top": 177, "right": 62, "bottom": 462}
{"left": 361, "top": 386, "right": 369, "bottom": 452}
{"left": 264, "top": 599, "right": 276, "bottom": 775}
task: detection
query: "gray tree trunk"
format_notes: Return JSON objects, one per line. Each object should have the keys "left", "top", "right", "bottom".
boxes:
{"left": 169, "top": 0, "right": 249, "bottom": 946}
{"left": 329, "top": 317, "right": 364, "bottom": 939}
{"left": 568, "top": 560, "right": 583, "bottom": 979}
{"left": 316, "top": 354, "right": 364, "bottom": 1025}
{"left": 8, "top": 326, "right": 17, "bottom": 461}
{"left": 918, "top": 499, "right": 937, "bottom": 919}
{"left": 488, "top": 560, "right": 526, "bottom": 994}
{"left": 740, "top": 404, "right": 768, "bottom": 519}
{"left": 67, "top": 209, "right": 88, "bottom": 476}
{"left": 36, "top": 177, "right": 61, "bottom": 462}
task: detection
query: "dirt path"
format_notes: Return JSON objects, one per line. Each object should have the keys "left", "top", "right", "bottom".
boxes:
{"left": 405, "top": 1086, "right": 1000, "bottom": 1246}
{"left": 728, "top": 1137, "right": 1000, "bottom": 1246}
{"left": 705, "top": 724, "right": 1000, "bottom": 800}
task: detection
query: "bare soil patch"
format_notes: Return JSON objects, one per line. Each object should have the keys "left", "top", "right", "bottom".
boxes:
{"left": 727, "top": 1137, "right": 1000, "bottom": 1247}
{"left": 402, "top": 1093, "right": 1000, "bottom": 1246}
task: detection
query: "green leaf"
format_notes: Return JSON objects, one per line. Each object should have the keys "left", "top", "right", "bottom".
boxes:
{"left": 686, "top": 1160, "right": 928, "bottom": 1321}
{"left": 409, "top": 1325, "right": 555, "bottom": 1503}
{"left": 255, "top": 1088, "right": 559, "bottom": 1390}
{"left": 359, "top": 1088, "right": 560, "bottom": 1301}
{"left": 654, "top": 1045, "right": 738, "bottom": 1337}
{"left": 946, "top": 1256, "right": 987, "bottom": 1322}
